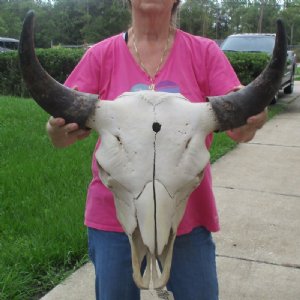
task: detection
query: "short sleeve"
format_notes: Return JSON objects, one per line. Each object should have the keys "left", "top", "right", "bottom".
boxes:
{"left": 64, "top": 49, "right": 100, "bottom": 94}
{"left": 205, "top": 41, "right": 240, "bottom": 96}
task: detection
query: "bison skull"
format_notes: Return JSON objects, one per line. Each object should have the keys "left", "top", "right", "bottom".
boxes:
{"left": 89, "top": 92, "right": 215, "bottom": 287}
{"left": 18, "top": 10, "right": 287, "bottom": 289}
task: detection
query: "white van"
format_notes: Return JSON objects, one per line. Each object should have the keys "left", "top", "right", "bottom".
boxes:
{"left": 0, "top": 37, "right": 19, "bottom": 53}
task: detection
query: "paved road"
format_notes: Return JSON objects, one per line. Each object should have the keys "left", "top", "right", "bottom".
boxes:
{"left": 41, "top": 82, "right": 300, "bottom": 300}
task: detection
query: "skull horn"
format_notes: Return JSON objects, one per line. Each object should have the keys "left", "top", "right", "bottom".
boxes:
{"left": 18, "top": 10, "right": 98, "bottom": 129}
{"left": 209, "top": 19, "right": 287, "bottom": 131}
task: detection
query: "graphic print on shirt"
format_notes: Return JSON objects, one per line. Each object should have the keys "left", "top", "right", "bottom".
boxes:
{"left": 130, "top": 80, "right": 180, "bottom": 93}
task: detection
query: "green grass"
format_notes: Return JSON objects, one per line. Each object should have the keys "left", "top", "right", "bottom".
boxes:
{"left": 0, "top": 95, "right": 285, "bottom": 299}
{"left": 0, "top": 96, "right": 98, "bottom": 300}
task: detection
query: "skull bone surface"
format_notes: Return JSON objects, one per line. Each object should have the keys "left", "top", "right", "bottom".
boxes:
{"left": 90, "top": 91, "right": 216, "bottom": 288}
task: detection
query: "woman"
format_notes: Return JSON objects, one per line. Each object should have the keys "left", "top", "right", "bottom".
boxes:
{"left": 47, "top": 1, "right": 267, "bottom": 299}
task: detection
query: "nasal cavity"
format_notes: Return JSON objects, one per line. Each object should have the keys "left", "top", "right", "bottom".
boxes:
{"left": 152, "top": 122, "right": 161, "bottom": 133}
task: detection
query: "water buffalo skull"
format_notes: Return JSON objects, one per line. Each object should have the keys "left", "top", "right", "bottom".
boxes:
{"left": 19, "top": 11, "right": 287, "bottom": 289}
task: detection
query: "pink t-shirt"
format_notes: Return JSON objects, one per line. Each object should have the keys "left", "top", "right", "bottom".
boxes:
{"left": 65, "top": 29, "right": 240, "bottom": 235}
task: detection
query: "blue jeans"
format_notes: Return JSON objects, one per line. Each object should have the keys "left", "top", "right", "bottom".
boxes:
{"left": 88, "top": 226, "right": 218, "bottom": 300}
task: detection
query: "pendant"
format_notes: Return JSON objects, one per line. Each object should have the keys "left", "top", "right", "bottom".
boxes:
{"left": 149, "top": 83, "right": 155, "bottom": 90}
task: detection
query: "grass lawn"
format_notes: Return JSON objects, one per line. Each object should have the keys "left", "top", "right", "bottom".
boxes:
{"left": 0, "top": 96, "right": 98, "bottom": 299}
{"left": 0, "top": 95, "right": 285, "bottom": 299}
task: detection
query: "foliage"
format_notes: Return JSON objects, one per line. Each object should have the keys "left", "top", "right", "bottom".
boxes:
{"left": 0, "top": 0, "right": 130, "bottom": 47}
{"left": 224, "top": 51, "right": 270, "bottom": 84}
{"left": 0, "top": 46, "right": 270, "bottom": 97}
{"left": 179, "top": 0, "right": 300, "bottom": 43}
{"left": 0, "top": 48, "right": 84, "bottom": 97}
{"left": 0, "top": 0, "right": 300, "bottom": 47}
{"left": 180, "top": 0, "right": 220, "bottom": 38}
{"left": 79, "top": 0, "right": 131, "bottom": 43}
{"left": 36, "top": 47, "right": 85, "bottom": 82}
{"left": 279, "top": 0, "right": 300, "bottom": 45}
{"left": 0, "top": 51, "right": 24, "bottom": 97}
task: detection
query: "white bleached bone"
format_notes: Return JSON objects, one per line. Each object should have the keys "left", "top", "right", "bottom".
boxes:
{"left": 88, "top": 91, "right": 217, "bottom": 288}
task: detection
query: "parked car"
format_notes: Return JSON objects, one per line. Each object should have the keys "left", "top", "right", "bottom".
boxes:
{"left": 221, "top": 33, "right": 297, "bottom": 103}
{"left": 0, "top": 37, "right": 19, "bottom": 53}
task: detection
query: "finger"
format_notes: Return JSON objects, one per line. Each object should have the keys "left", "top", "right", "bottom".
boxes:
{"left": 247, "top": 117, "right": 265, "bottom": 129}
{"left": 243, "top": 131, "right": 256, "bottom": 143}
{"left": 64, "top": 123, "right": 80, "bottom": 134}
{"left": 231, "top": 84, "right": 245, "bottom": 92}
{"left": 247, "top": 110, "right": 267, "bottom": 128}
{"left": 65, "top": 129, "right": 89, "bottom": 140}
{"left": 226, "top": 128, "right": 242, "bottom": 140}
{"left": 49, "top": 117, "right": 65, "bottom": 127}
{"left": 77, "top": 129, "right": 91, "bottom": 140}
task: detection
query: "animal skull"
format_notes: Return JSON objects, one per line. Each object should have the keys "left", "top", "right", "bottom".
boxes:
{"left": 18, "top": 11, "right": 287, "bottom": 289}
{"left": 89, "top": 92, "right": 216, "bottom": 288}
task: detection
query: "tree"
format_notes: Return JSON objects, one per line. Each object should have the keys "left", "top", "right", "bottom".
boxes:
{"left": 280, "top": 0, "right": 300, "bottom": 45}
{"left": 0, "top": 0, "right": 299, "bottom": 47}
{"left": 48, "top": 0, "right": 130, "bottom": 45}
{"left": 222, "top": 0, "right": 248, "bottom": 34}
{"left": 80, "top": 0, "right": 130, "bottom": 43}
{"left": 180, "top": 0, "right": 219, "bottom": 37}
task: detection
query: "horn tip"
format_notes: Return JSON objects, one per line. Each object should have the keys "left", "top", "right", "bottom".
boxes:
{"left": 275, "top": 19, "right": 286, "bottom": 39}
{"left": 19, "top": 10, "right": 36, "bottom": 56}
{"left": 22, "top": 10, "right": 35, "bottom": 28}
{"left": 26, "top": 10, "right": 35, "bottom": 18}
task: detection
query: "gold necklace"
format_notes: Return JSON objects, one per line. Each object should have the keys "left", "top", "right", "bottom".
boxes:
{"left": 132, "top": 28, "right": 171, "bottom": 90}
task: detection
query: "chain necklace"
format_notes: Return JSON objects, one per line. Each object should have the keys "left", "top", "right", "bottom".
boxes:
{"left": 132, "top": 28, "right": 171, "bottom": 90}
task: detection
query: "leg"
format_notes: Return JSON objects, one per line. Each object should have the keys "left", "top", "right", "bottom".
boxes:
{"left": 166, "top": 226, "right": 219, "bottom": 300}
{"left": 88, "top": 228, "right": 140, "bottom": 300}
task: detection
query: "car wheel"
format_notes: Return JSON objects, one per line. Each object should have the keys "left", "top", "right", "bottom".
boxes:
{"left": 270, "top": 91, "right": 279, "bottom": 105}
{"left": 284, "top": 73, "right": 294, "bottom": 94}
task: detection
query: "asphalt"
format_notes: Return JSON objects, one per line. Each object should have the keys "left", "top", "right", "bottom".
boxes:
{"left": 41, "top": 82, "right": 300, "bottom": 300}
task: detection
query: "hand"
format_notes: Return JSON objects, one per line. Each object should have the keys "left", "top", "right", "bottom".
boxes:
{"left": 46, "top": 117, "right": 91, "bottom": 148}
{"left": 226, "top": 108, "right": 268, "bottom": 143}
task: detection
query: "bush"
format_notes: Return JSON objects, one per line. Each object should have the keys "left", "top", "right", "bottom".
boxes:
{"left": 293, "top": 47, "right": 300, "bottom": 63}
{"left": 0, "top": 48, "right": 270, "bottom": 96}
{"left": 0, "top": 48, "right": 84, "bottom": 97}
{"left": 0, "top": 51, "right": 24, "bottom": 96}
{"left": 225, "top": 52, "right": 270, "bottom": 85}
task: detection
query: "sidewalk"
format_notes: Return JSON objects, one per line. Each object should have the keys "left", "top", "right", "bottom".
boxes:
{"left": 212, "top": 82, "right": 300, "bottom": 299}
{"left": 41, "top": 82, "right": 300, "bottom": 300}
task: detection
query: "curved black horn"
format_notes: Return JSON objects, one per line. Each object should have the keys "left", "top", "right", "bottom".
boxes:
{"left": 18, "top": 10, "right": 98, "bottom": 128}
{"left": 209, "top": 19, "right": 287, "bottom": 131}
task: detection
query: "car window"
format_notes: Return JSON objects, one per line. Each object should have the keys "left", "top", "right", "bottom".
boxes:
{"left": 0, "top": 39, "right": 19, "bottom": 51}
{"left": 221, "top": 36, "right": 275, "bottom": 54}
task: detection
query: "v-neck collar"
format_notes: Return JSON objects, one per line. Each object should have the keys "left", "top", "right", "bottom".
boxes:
{"left": 121, "top": 29, "right": 178, "bottom": 88}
